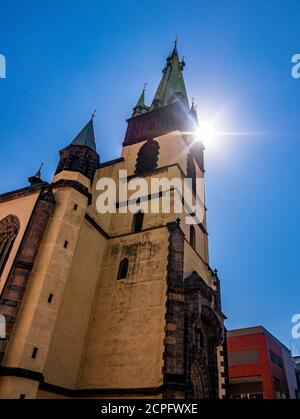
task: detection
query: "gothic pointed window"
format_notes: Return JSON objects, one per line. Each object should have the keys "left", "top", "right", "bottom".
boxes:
{"left": 0, "top": 215, "right": 20, "bottom": 277}
{"left": 117, "top": 257, "right": 129, "bottom": 280}
{"left": 187, "top": 153, "right": 196, "bottom": 194}
{"left": 132, "top": 211, "right": 144, "bottom": 232}
{"left": 190, "top": 225, "right": 196, "bottom": 250}
{"left": 135, "top": 139, "right": 159, "bottom": 174}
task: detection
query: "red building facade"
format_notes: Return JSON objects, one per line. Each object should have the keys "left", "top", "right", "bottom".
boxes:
{"left": 227, "top": 327, "right": 297, "bottom": 399}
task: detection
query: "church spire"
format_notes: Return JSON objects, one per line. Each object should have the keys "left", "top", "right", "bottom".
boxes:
{"left": 151, "top": 40, "right": 189, "bottom": 110}
{"left": 70, "top": 114, "right": 96, "bottom": 151}
{"left": 132, "top": 84, "right": 149, "bottom": 117}
{"left": 124, "top": 40, "right": 195, "bottom": 146}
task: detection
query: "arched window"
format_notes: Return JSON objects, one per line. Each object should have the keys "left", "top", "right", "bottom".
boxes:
{"left": 135, "top": 139, "right": 159, "bottom": 174}
{"left": 132, "top": 211, "right": 144, "bottom": 232}
{"left": 0, "top": 215, "right": 20, "bottom": 277}
{"left": 69, "top": 155, "right": 80, "bottom": 171}
{"left": 187, "top": 153, "right": 196, "bottom": 194}
{"left": 190, "top": 225, "right": 196, "bottom": 249}
{"left": 117, "top": 257, "right": 129, "bottom": 280}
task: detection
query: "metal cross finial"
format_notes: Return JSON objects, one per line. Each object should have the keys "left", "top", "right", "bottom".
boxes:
{"left": 174, "top": 35, "right": 179, "bottom": 46}
{"left": 143, "top": 82, "right": 148, "bottom": 91}
{"left": 92, "top": 109, "right": 98, "bottom": 119}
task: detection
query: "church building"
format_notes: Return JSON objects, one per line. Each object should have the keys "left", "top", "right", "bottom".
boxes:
{"left": 0, "top": 43, "right": 227, "bottom": 399}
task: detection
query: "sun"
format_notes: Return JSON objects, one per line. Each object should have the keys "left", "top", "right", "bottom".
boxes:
{"left": 196, "top": 121, "right": 216, "bottom": 145}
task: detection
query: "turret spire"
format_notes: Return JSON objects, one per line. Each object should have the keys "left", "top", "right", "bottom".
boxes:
{"left": 174, "top": 35, "right": 179, "bottom": 48}
{"left": 151, "top": 41, "right": 189, "bottom": 110}
{"left": 28, "top": 163, "right": 44, "bottom": 186}
{"left": 132, "top": 83, "right": 149, "bottom": 117}
{"left": 70, "top": 115, "right": 96, "bottom": 151}
{"left": 124, "top": 41, "right": 194, "bottom": 146}
{"left": 55, "top": 114, "right": 100, "bottom": 182}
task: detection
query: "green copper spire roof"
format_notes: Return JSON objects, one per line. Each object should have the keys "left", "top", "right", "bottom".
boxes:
{"left": 132, "top": 84, "right": 150, "bottom": 117}
{"left": 151, "top": 43, "right": 189, "bottom": 110}
{"left": 70, "top": 115, "right": 96, "bottom": 151}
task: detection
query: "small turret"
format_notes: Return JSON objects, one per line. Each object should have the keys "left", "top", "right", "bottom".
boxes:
{"left": 55, "top": 113, "right": 100, "bottom": 182}
{"left": 132, "top": 84, "right": 150, "bottom": 117}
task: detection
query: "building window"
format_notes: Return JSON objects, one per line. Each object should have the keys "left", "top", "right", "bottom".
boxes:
{"left": 73, "top": 204, "right": 78, "bottom": 211}
{"left": 135, "top": 139, "right": 159, "bottom": 174}
{"left": 69, "top": 155, "right": 80, "bottom": 171}
{"left": 19, "top": 394, "right": 26, "bottom": 399}
{"left": 47, "top": 293, "right": 54, "bottom": 304}
{"left": 0, "top": 215, "right": 20, "bottom": 278}
{"left": 190, "top": 226, "right": 196, "bottom": 249}
{"left": 132, "top": 211, "right": 144, "bottom": 233}
{"left": 117, "top": 258, "right": 129, "bottom": 280}
{"left": 273, "top": 377, "right": 287, "bottom": 399}
{"left": 187, "top": 153, "right": 196, "bottom": 194}
{"left": 64, "top": 240, "right": 69, "bottom": 249}
{"left": 31, "top": 347, "right": 38, "bottom": 359}
{"left": 269, "top": 350, "right": 283, "bottom": 369}
{"left": 228, "top": 349, "right": 260, "bottom": 366}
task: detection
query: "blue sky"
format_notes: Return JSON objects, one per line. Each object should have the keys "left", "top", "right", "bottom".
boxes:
{"left": 1, "top": 0, "right": 300, "bottom": 353}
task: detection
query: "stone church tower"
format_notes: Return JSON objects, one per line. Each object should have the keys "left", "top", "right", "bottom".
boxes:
{"left": 0, "top": 44, "right": 227, "bottom": 399}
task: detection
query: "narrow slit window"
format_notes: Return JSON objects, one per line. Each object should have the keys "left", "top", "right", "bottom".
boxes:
{"left": 187, "top": 153, "right": 197, "bottom": 194}
{"left": 32, "top": 347, "right": 38, "bottom": 359}
{"left": 190, "top": 226, "right": 196, "bottom": 249}
{"left": 132, "top": 211, "right": 144, "bottom": 233}
{"left": 117, "top": 258, "right": 129, "bottom": 280}
{"left": 47, "top": 293, "right": 54, "bottom": 304}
